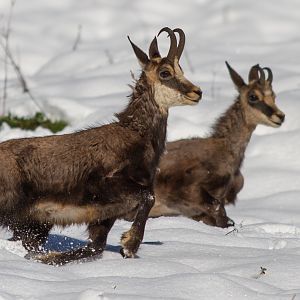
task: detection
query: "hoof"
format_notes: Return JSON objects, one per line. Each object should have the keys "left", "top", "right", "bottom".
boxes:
{"left": 227, "top": 218, "right": 235, "bottom": 227}
{"left": 120, "top": 248, "right": 137, "bottom": 259}
{"left": 216, "top": 217, "right": 235, "bottom": 228}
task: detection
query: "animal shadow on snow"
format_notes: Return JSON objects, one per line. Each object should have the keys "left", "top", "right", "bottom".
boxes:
{"left": 43, "top": 234, "right": 163, "bottom": 253}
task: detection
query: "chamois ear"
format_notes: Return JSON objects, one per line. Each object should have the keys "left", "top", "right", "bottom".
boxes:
{"left": 248, "top": 64, "right": 260, "bottom": 83}
{"left": 225, "top": 61, "right": 246, "bottom": 90}
{"left": 128, "top": 36, "right": 150, "bottom": 68}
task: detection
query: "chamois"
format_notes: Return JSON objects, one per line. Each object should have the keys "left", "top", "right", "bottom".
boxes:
{"left": 149, "top": 62, "right": 285, "bottom": 227}
{"left": 1, "top": 27, "right": 202, "bottom": 265}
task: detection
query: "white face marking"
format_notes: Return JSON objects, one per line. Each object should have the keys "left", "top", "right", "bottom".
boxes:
{"left": 153, "top": 81, "right": 182, "bottom": 110}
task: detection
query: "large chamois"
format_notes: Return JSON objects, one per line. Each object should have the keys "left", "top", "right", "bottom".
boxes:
{"left": 1, "top": 27, "right": 202, "bottom": 265}
{"left": 149, "top": 62, "right": 285, "bottom": 227}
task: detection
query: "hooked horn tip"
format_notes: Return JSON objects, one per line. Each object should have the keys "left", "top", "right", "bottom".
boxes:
{"left": 157, "top": 27, "right": 177, "bottom": 61}
{"left": 158, "top": 27, "right": 172, "bottom": 36}
{"left": 173, "top": 27, "right": 183, "bottom": 32}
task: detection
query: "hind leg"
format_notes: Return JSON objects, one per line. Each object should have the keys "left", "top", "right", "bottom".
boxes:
{"left": 9, "top": 221, "right": 53, "bottom": 253}
{"left": 34, "top": 218, "right": 116, "bottom": 266}
{"left": 225, "top": 171, "right": 244, "bottom": 204}
{"left": 88, "top": 218, "right": 116, "bottom": 250}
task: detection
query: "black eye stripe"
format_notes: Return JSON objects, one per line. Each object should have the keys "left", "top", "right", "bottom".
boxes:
{"left": 249, "top": 101, "right": 275, "bottom": 117}
{"left": 162, "top": 77, "right": 193, "bottom": 94}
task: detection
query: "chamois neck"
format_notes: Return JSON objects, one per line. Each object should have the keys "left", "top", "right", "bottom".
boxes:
{"left": 211, "top": 99, "right": 256, "bottom": 167}
{"left": 116, "top": 73, "right": 168, "bottom": 155}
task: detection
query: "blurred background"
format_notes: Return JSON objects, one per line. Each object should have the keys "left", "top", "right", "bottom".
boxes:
{"left": 0, "top": 0, "right": 299, "bottom": 139}
{"left": 0, "top": 2, "right": 299, "bottom": 299}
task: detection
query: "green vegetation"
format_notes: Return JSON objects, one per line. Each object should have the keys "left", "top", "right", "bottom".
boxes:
{"left": 0, "top": 112, "right": 68, "bottom": 133}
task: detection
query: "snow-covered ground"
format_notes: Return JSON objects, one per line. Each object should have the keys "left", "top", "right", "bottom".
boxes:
{"left": 0, "top": 0, "right": 299, "bottom": 299}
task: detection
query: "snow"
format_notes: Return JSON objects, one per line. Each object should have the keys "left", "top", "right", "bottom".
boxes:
{"left": 0, "top": 0, "right": 299, "bottom": 299}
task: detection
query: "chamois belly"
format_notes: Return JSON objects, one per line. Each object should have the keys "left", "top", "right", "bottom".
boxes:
{"left": 31, "top": 200, "right": 139, "bottom": 226}
{"left": 25, "top": 173, "right": 145, "bottom": 226}
{"left": 30, "top": 191, "right": 140, "bottom": 226}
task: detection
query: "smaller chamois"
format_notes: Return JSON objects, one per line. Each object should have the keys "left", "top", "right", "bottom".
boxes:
{"left": 1, "top": 27, "right": 201, "bottom": 265}
{"left": 149, "top": 62, "right": 285, "bottom": 227}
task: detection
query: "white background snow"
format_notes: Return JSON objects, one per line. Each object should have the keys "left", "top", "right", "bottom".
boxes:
{"left": 0, "top": 0, "right": 299, "bottom": 299}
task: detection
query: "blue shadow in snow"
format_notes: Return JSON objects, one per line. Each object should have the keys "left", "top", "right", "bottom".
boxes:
{"left": 43, "top": 234, "right": 122, "bottom": 254}
{"left": 43, "top": 234, "right": 87, "bottom": 252}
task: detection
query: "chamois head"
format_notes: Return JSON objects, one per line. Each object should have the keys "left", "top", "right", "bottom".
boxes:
{"left": 128, "top": 27, "right": 202, "bottom": 111}
{"left": 226, "top": 62, "right": 285, "bottom": 128}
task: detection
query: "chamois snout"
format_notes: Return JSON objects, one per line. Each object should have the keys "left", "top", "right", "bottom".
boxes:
{"left": 271, "top": 110, "right": 285, "bottom": 127}
{"left": 185, "top": 87, "right": 202, "bottom": 104}
{"left": 192, "top": 88, "right": 202, "bottom": 99}
{"left": 186, "top": 89, "right": 202, "bottom": 103}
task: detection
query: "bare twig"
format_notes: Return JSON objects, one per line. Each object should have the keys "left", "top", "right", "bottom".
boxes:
{"left": 104, "top": 49, "right": 114, "bottom": 65}
{"left": 211, "top": 69, "right": 216, "bottom": 101}
{"left": 2, "top": 0, "right": 16, "bottom": 115}
{"left": 0, "top": 41, "right": 44, "bottom": 113}
{"left": 291, "top": 294, "right": 296, "bottom": 300}
{"left": 72, "top": 24, "right": 82, "bottom": 51}
{"left": 0, "top": 0, "right": 45, "bottom": 115}
{"left": 252, "top": 266, "right": 267, "bottom": 279}
{"left": 225, "top": 222, "right": 243, "bottom": 236}
{"left": 225, "top": 227, "right": 238, "bottom": 235}
{"left": 183, "top": 50, "right": 195, "bottom": 74}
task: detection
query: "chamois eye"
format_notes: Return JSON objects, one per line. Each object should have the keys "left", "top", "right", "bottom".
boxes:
{"left": 159, "top": 70, "right": 172, "bottom": 80}
{"left": 248, "top": 93, "right": 259, "bottom": 103}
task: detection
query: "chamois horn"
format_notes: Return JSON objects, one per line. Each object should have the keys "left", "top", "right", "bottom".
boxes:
{"left": 263, "top": 67, "right": 273, "bottom": 84}
{"left": 258, "top": 66, "right": 265, "bottom": 84}
{"left": 173, "top": 28, "right": 185, "bottom": 60}
{"left": 158, "top": 27, "right": 177, "bottom": 62}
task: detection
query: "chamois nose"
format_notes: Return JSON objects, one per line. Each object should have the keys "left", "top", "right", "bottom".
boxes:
{"left": 278, "top": 112, "right": 285, "bottom": 123}
{"left": 194, "top": 89, "right": 202, "bottom": 99}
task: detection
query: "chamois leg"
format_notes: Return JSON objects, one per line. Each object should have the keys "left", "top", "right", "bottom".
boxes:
{"left": 120, "top": 188, "right": 155, "bottom": 258}
{"left": 10, "top": 221, "right": 53, "bottom": 253}
{"left": 33, "top": 218, "right": 116, "bottom": 266}
{"left": 224, "top": 171, "right": 244, "bottom": 205}
{"left": 88, "top": 218, "right": 116, "bottom": 250}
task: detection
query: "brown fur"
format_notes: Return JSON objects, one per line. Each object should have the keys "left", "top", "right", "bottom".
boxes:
{"left": 2, "top": 28, "right": 201, "bottom": 265}
{"left": 147, "top": 63, "right": 285, "bottom": 228}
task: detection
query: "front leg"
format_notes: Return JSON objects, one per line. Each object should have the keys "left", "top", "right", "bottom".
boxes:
{"left": 120, "top": 188, "right": 155, "bottom": 258}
